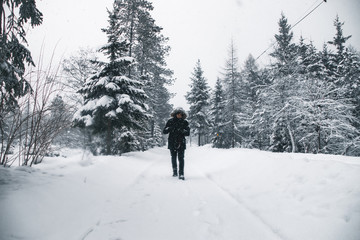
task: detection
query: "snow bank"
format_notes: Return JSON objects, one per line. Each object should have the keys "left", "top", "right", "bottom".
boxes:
{"left": 0, "top": 146, "right": 359, "bottom": 240}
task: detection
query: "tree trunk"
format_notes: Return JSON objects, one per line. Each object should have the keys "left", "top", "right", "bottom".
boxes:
{"left": 0, "top": 0, "right": 4, "bottom": 35}
{"left": 287, "top": 124, "right": 296, "bottom": 153}
{"left": 317, "top": 125, "right": 321, "bottom": 153}
{"left": 198, "top": 132, "right": 201, "bottom": 146}
{"left": 106, "top": 120, "right": 112, "bottom": 155}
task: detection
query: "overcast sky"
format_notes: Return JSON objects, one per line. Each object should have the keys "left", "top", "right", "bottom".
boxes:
{"left": 27, "top": 0, "right": 360, "bottom": 109}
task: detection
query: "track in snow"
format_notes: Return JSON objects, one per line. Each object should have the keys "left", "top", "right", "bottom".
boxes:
{"left": 82, "top": 148, "right": 284, "bottom": 240}
{"left": 2, "top": 146, "right": 358, "bottom": 240}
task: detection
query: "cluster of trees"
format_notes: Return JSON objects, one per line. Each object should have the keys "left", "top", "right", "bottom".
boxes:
{"left": 0, "top": 0, "right": 66, "bottom": 167}
{"left": 1, "top": 0, "right": 359, "bottom": 166}
{"left": 0, "top": 0, "right": 173, "bottom": 166}
{"left": 71, "top": 0, "right": 173, "bottom": 155}
{"left": 1, "top": 0, "right": 75, "bottom": 167}
{"left": 187, "top": 14, "right": 360, "bottom": 156}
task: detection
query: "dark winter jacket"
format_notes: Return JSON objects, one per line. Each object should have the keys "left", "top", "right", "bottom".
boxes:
{"left": 163, "top": 108, "right": 190, "bottom": 150}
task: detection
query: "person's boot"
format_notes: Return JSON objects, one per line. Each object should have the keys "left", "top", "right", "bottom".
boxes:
{"left": 179, "top": 172, "right": 185, "bottom": 180}
{"left": 172, "top": 169, "right": 178, "bottom": 177}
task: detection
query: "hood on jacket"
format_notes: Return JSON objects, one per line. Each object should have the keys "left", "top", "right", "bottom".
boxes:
{"left": 170, "top": 107, "right": 187, "bottom": 119}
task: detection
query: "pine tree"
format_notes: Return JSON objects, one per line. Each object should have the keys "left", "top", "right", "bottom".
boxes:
{"left": 74, "top": 2, "right": 149, "bottom": 155}
{"left": 271, "top": 13, "right": 298, "bottom": 75}
{"left": 0, "top": 0, "right": 42, "bottom": 127}
{"left": 209, "top": 78, "right": 226, "bottom": 148}
{"left": 326, "top": 16, "right": 360, "bottom": 155}
{"left": 0, "top": 1, "right": 43, "bottom": 165}
{"left": 186, "top": 60, "right": 210, "bottom": 146}
{"left": 328, "top": 15, "right": 352, "bottom": 57}
{"left": 221, "top": 41, "right": 243, "bottom": 148}
{"left": 300, "top": 46, "right": 358, "bottom": 155}
{"left": 251, "top": 68, "right": 273, "bottom": 150}
{"left": 267, "top": 13, "right": 299, "bottom": 153}
{"left": 115, "top": 0, "right": 173, "bottom": 148}
{"left": 280, "top": 35, "right": 359, "bottom": 155}
{"left": 241, "top": 54, "right": 263, "bottom": 148}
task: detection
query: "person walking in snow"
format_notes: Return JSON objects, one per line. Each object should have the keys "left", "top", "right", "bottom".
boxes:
{"left": 163, "top": 107, "right": 190, "bottom": 180}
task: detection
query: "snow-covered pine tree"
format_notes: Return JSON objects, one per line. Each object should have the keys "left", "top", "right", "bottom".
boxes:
{"left": 0, "top": 1, "right": 43, "bottom": 165}
{"left": 135, "top": 9, "right": 173, "bottom": 147}
{"left": 240, "top": 54, "right": 263, "bottom": 148}
{"left": 221, "top": 41, "right": 243, "bottom": 148}
{"left": 0, "top": 1, "right": 42, "bottom": 113}
{"left": 326, "top": 16, "right": 360, "bottom": 155}
{"left": 186, "top": 60, "right": 211, "bottom": 146}
{"left": 275, "top": 33, "right": 359, "bottom": 156}
{"left": 251, "top": 68, "right": 273, "bottom": 150}
{"left": 300, "top": 45, "right": 358, "bottom": 155}
{"left": 146, "top": 77, "right": 172, "bottom": 147}
{"left": 74, "top": 2, "right": 149, "bottom": 155}
{"left": 341, "top": 48, "right": 360, "bottom": 154}
{"left": 61, "top": 49, "right": 104, "bottom": 152}
{"left": 47, "top": 95, "right": 73, "bottom": 148}
{"left": 266, "top": 13, "right": 299, "bottom": 153}
{"left": 114, "top": 0, "right": 173, "bottom": 148}
{"left": 292, "top": 38, "right": 323, "bottom": 153}
{"left": 209, "top": 78, "right": 226, "bottom": 148}
{"left": 327, "top": 15, "right": 351, "bottom": 58}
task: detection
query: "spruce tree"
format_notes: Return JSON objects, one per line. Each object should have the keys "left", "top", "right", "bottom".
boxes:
{"left": 115, "top": 0, "right": 173, "bottom": 148}
{"left": 221, "top": 41, "right": 243, "bottom": 148}
{"left": 0, "top": 1, "right": 43, "bottom": 164}
{"left": 328, "top": 15, "right": 351, "bottom": 57}
{"left": 0, "top": 1, "right": 43, "bottom": 110}
{"left": 209, "top": 78, "right": 226, "bottom": 148}
{"left": 326, "top": 16, "right": 360, "bottom": 155}
{"left": 302, "top": 45, "right": 358, "bottom": 155}
{"left": 241, "top": 54, "right": 262, "bottom": 148}
{"left": 251, "top": 68, "right": 273, "bottom": 150}
{"left": 271, "top": 13, "right": 297, "bottom": 75}
{"left": 0, "top": 0, "right": 42, "bottom": 130}
{"left": 186, "top": 59, "right": 210, "bottom": 146}
{"left": 74, "top": 2, "right": 149, "bottom": 155}
{"left": 267, "top": 14, "right": 299, "bottom": 153}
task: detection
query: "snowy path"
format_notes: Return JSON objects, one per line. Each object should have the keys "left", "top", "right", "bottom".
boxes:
{"left": 1, "top": 146, "right": 359, "bottom": 240}
{"left": 76, "top": 149, "right": 282, "bottom": 240}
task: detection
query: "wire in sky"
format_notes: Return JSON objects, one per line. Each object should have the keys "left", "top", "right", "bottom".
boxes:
{"left": 255, "top": 0, "right": 327, "bottom": 61}
{"left": 290, "top": 0, "right": 326, "bottom": 31}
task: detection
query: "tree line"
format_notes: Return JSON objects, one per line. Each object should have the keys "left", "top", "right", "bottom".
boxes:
{"left": 1, "top": 1, "right": 359, "bottom": 167}
{"left": 0, "top": 0, "right": 173, "bottom": 166}
{"left": 187, "top": 14, "right": 360, "bottom": 156}
{"left": 71, "top": 0, "right": 173, "bottom": 155}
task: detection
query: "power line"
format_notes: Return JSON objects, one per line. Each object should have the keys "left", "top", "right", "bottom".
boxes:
{"left": 255, "top": 0, "right": 327, "bottom": 61}
{"left": 290, "top": 0, "right": 325, "bottom": 30}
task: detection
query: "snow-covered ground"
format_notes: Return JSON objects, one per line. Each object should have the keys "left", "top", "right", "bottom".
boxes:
{"left": 0, "top": 146, "right": 359, "bottom": 240}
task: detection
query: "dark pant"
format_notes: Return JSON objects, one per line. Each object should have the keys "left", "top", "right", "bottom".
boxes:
{"left": 170, "top": 149, "right": 185, "bottom": 175}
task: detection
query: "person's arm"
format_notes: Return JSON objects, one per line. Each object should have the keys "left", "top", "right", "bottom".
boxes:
{"left": 163, "top": 119, "right": 173, "bottom": 134}
{"left": 183, "top": 121, "right": 190, "bottom": 136}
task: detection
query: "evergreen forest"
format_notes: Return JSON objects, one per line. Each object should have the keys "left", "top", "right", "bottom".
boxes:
{"left": 1, "top": 0, "right": 359, "bottom": 167}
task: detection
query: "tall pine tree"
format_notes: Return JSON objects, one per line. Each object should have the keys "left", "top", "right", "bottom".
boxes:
{"left": 209, "top": 78, "right": 226, "bottom": 148}
{"left": 221, "top": 41, "right": 243, "bottom": 148}
{"left": 74, "top": 2, "right": 149, "bottom": 155}
{"left": 115, "top": 0, "right": 173, "bottom": 147}
{"left": 240, "top": 54, "right": 262, "bottom": 148}
{"left": 326, "top": 16, "right": 360, "bottom": 155}
{"left": 0, "top": 1, "right": 43, "bottom": 165}
{"left": 267, "top": 14, "right": 299, "bottom": 153}
{"left": 186, "top": 60, "right": 210, "bottom": 146}
{"left": 0, "top": 0, "right": 43, "bottom": 112}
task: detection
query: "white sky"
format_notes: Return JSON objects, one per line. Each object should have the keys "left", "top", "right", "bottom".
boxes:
{"left": 27, "top": 0, "right": 360, "bottom": 109}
